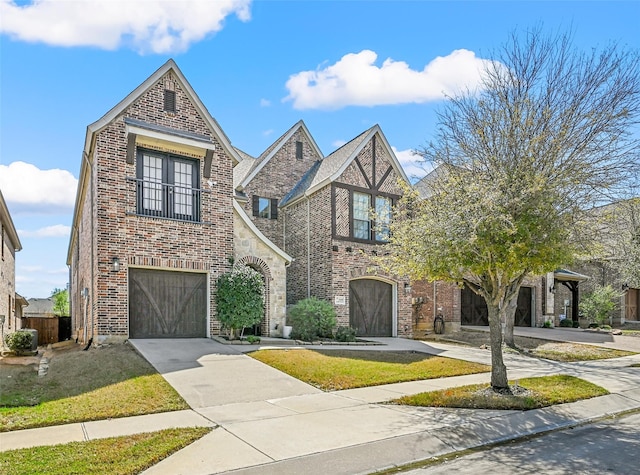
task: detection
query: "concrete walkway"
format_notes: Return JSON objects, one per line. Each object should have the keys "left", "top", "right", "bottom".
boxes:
{"left": 2, "top": 334, "right": 640, "bottom": 475}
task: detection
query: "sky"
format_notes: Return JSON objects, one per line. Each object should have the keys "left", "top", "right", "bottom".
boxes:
{"left": 1, "top": 0, "right": 639, "bottom": 299}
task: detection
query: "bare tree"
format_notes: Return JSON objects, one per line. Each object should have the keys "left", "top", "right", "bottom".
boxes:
{"left": 382, "top": 29, "right": 640, "bottom": 390}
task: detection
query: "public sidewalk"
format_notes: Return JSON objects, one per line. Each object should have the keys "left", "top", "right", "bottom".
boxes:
{"left": 2, "top": 337, "right": 640, "bottom": 475}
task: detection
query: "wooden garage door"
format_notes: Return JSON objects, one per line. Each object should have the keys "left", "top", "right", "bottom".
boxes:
{"left": 349, "top": 279, "right": 393, "bottom": 337}
{"left": 461, "top": 286, "right": 532, "bottom": 327}
{"left": 129, "top": 268, "right": 207, "bottom": 338}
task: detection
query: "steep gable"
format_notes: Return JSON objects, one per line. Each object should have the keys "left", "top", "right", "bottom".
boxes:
{"left": 280, "top": 125, "right": 409, "bottom": 208}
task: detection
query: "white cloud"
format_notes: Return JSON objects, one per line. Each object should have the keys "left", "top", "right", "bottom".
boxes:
{"left": 332, "top": 139, "right": 347, "bottom": 148}
{"left": 392, "top": 147, "right": 431, "bottom": 181}
{"left": 260, "top": 98, "right": 271, "bottom": 107}
{"left": 262, "top": 129, "right": 274, "bottom": 137}
{"left": 285, "top": 49, "right": 495, "bottom": 110}
{"left": 18, "top": 224, "right": 71, "bottom": 238}
{"left": 0, "top": 161, "right": 78, "bottom": 214}
{"left": 0, "top": 0, "right": 251, "bottom": 54}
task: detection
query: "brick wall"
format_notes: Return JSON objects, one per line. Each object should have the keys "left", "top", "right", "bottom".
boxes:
{"left": 281, "top": 132, "right": 412, "bottom": 336}
{"left": 243, "top": 127, "right": 321, "bottom": 249}
{"left": 0, "top": 221, "right": 16, "bottom": 335}
{"left": 71, "top": 71, "right": 234, "bottom": 343}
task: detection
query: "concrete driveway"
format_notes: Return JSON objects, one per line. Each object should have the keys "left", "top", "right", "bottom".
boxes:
{"left": 129, "top": 338, "right": 321, "bottom": 408}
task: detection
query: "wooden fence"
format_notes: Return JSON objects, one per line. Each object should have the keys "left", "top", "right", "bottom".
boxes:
{"left": 22, "top": 317, "right": 71, "bottom": 345}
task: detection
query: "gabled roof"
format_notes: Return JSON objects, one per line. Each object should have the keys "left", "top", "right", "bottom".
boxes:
{"left": 237, "top": 120, "right": 323, "bottom": 191}
{"left": 414, "top": 164, "right": 451, "bottom": 199}
{"left": 0, "top": 189, "right": 22, "bottom": 252}
{"left": 232, "top": 200, "right": 293, "bottom": 264}
{"left": 83, "top": 59, "right": 241, "bottom": 165}
{"left": 280, "top": 124, "right": 409, "bottom": 208}
{"left": 68, "top": 59, "right": 242, "bottom": 264}
{"left": 233, "top": 147, "right": 256, "bottom": 188}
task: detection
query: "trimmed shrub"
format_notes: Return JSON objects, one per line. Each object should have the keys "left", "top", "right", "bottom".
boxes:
{"left": 216, "top": 264, "right": 264, "bottom": 339}
{"left": 579, "top": 285, "right": 621, "bottom": 327}
{"left": 559, "top": 319, "right": 573, "bottom": 327}
{"left": 5, "top": 330, "right": 33, "bottom": 353}
{"left": 334, "top": 326, "right": 357, "bottom": 342}
{"left": 288, "top": 298, "right": 337, "bottom": 341}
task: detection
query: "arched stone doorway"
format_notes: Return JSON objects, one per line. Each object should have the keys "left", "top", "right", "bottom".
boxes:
{"left": 236, "top": 256, "right": 271, "bottom": 336}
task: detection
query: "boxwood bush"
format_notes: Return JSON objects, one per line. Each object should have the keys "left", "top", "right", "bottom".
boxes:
{"left": 5, "top": 330, "right": 33, "bottom": 353}
{"left": 288, "top": 297, "right": 337, "bottom": 341}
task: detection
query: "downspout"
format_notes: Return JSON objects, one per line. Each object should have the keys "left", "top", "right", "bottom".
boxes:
{"left": 82, "top": 151, "right": 95, "bottom": 347}
{"left": 307, "top": 197, "right": 311, "bottom": 298}
{"left": 433, "top": 281, "right": 437, "bottom": 320}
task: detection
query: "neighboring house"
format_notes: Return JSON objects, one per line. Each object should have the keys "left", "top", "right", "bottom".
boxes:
{"left": 277, "top": 125, "right": 413, "bottom": 337}
{"left": 67, "top": 60, "right": 290, "bottom": 344}
{"left": 411, "top": 168, "right": 547, "bottom": 333}
{"left": 0, "top": 189, "right": 22, "bottom": 339}
{"left": 24, "top": 298, "right": 55, "bottom": 319}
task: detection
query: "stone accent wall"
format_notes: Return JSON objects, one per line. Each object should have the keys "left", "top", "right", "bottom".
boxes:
{"left": 70, "top": 71, "right": 234, "bottom": 343}
{"left": 234, "top": 212, "right": 289, "bottom": 336}
{"left": 243, "top": 128, "right": 321, "bottom": 249}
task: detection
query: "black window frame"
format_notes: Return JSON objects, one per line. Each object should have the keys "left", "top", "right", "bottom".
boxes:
{"left": 135, "top": 148, "right": 201, "bottom": 222}
{"left": 252, "top": 195, "right": 278, "bottom": 220}
{"left": 332, "top": 183, "right": 397, "bottom": 244}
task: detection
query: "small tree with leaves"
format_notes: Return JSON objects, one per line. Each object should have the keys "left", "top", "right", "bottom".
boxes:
{"left": 51, "top": 288, "right": 69, "bottom": 316}
{"left": 380, "top": 28, "right": 640, "bottom": 391}
{"left": 216, "top": 265, "right": 264, "bottom": 339}
{"left": 579, "top": 285, "right": 621, "bottom": 327}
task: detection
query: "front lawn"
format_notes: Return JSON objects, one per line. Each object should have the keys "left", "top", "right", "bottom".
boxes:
{"left": 0, "top": 343, "right": 188, "bottom": 432}
{"left": 0, "top": 428, "right": 210, "bottom": 475}
{"left": 529, "top": 343, "right": 635, "bottom": 362}
{"left": 393, "top": 375, "right": 608, "bottom": 410}
{"left": 249, "top": 349, "right": 489, "bottom": 390}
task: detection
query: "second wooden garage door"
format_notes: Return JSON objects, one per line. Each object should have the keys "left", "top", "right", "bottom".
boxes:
{"left": 129, "top": 268, "right": 207, "bottom": 338}
{"left": 349, "top": 279, "right": 393, "bottom": 337}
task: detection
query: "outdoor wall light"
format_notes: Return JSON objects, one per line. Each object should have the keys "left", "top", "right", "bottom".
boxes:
{"left": 549, "top": 284, "right": 556, "bottom": 294}
{"left": 404, "top": 283, "right": 412, "bottom": 294}
{"left": 112, "top": 257, "right": 121, "bottom": 272}
{"left": 622, "top": 283, "right": 629, "bottom": 291}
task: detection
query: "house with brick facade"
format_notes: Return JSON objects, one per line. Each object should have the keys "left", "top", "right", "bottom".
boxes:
{"left": 67, "top": 60, "right": 291, "bottom": 344}
{"left": 1, "top": 189, "right": 23, "bottom": 338}
{"left": 275, "top": 125, "right": 414, "bottom": 337}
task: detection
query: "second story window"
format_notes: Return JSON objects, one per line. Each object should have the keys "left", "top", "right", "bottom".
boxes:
{"left": 136, "top": 149, "right": 201, "bottom": 222}
{"left": 352, "top": 191, "right": 392, "bottom": 242}
{"left": 353, "top": 192, "right": 371, "bottom": 240}
{"left": 253, "top": 195, "right": 278, "bottom": 220}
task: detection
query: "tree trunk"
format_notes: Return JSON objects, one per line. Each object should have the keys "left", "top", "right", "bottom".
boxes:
{"left": 503, "top": 296, "right": 518, "bottom": 348}
{"left": 487, "top": 302, "right": 509, "bottom": 390}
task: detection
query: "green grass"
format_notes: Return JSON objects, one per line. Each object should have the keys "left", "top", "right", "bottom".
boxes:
{"left": 621, "top": 330, "right": 640, "bottom": 337}
{"left": 393, "top": 375, "right": 609, "bottom": 410}
{"left": 249, "top": 349, "right": 489, "bottom": 390}
{"left": 0, "top": 428, "right": 210, "bottom": 475}
{"left": 0, "top": 343, "right": 189, "bottom": 432}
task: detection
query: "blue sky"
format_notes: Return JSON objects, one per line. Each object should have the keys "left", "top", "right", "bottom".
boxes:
{"left": 1, "top": 0, "right": 639, "bottom": 298}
